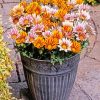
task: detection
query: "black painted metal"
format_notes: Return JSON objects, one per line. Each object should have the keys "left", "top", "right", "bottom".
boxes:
{"left": 21, "top": 54, "right": 80, "bottom": 100}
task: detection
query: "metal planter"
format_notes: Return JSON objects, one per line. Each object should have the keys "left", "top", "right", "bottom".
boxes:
{"left": 21, "top": 54, "right": 80, "bottom": 100}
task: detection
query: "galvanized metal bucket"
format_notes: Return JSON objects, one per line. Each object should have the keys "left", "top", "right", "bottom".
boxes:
{"left": 21, "top": 54, "right": 80, "bottom": 100}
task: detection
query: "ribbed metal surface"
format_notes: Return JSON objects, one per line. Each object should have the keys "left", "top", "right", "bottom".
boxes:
{"left": 21, "top": 54, "right": 80, "bottom": 100}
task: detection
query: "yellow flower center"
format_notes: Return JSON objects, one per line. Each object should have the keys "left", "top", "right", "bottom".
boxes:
{"left": 61, "top": 43, "right": 68, "bottom": 49}
{"left": 24, "top": 19, "right": 29, "bottom": 25}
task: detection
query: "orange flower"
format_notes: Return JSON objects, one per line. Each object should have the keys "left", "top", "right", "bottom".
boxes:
{"left": 25, "top": 2, "right": 41, "bottom": 14}
{"left": 42, "top": 12, "right": 50, "bottom": 20}
{"left": 52, "top": 30, "right": 63, "bottom": 39}
{"left": 76, "top": 0, "right": 84, "bottom": 4}
{"left": 16, "top": 31, "right": 27, "bottom": 44}
{"left": 16, "top": 37, "right": 26, "bottom": 44}
{"left": 77, "top": 33, "right": 87, "bottom": 41}
{"left": 33, "top": 37, "right": 45, "bottom": 48}
{"left": 29, "top": 37, "right": 34, "bottom": 43}
{"left": 10, "top": 5, "right": 24, "bottom": 17}
{"left": 71, "top": 41, "right": 81, "bottom": 53}
{"left": 20, "top": 1, "right": 27, "bottom": 8}
{"left": 63, "top": 25, "right": 72, "bottom": 32}
{"left": 20, "top": 31, "right": 27, "bottom": 38}
{"left": 55, "top": 9, "right": 67, "bottom": 20}
{"left": 35, "top": 5, "right": 41, "bottom": 15}
{"left": 43, "top": 19, "right": 52, "bottom": 30}
{"left": 39, "top": 0, "right": 50, "bottom": 4}
{"left": 45, "top": 36, "right": 58, "bottom": 50}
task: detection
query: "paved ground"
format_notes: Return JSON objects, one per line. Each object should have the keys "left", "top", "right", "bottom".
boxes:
{"left": 0, "top": 0, "right": 100, "bottom": 100}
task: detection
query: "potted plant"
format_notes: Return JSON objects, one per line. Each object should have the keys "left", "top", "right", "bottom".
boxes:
{"left": 8, "top": 0, "right": 95, "bottom": 100}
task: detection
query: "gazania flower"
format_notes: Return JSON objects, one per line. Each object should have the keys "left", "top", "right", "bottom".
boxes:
{"left": 42, "top": 12, "right": 51, "bottom": 20}
{"left": 62, "top": 21, "right": 73, "bottom": 32}
{"left": 76, "top": 32, "right": 88, "bottom": 41}
{"left": 58, "top": 38, "right": 72, "bottom": 52}
{"left": 16, "top": 36, "right": 26, "bottom": 44}
{"left": 31, "top": 24, "right": 44, "bottom": 35}
{"left": 25, "top": 2, "right": 41, "bottom": 14}
{"left": 8, "top": 28, "right": 19, "bottom": 40}
{"left": 64, "top": 13, "right": 78, "bottom": 21}
{"left": 16, "top": 31, "right": 27, "bottom": 44}
{"left": 39, "top": 0, "right": 49, "bottom": 5}
{"left": 33, "top": 37, "right": 45, "bottom": 48}
{"left": 42, "top": 19, "right": 52, "bottom": 30}
{"left": 52, "top": 30, "right": 63, "bottom": 40}
{"left": 45, "top": 36, "right": 58, "bottom": 50}
{"left": 20, "top": 31, "right": 27, "bottom": 38}
{"left": 73, "top": 24, "right": 85, "bottom": 33}
{"left": 64, "top": 14, "right": 72, "bottom": 20}
{"left": 20, "top": 1, "right": 27, "bottom": 8}
{"left": 19, "top": 15, "right": 33, "bottom": 26}
{"left": 28, "top": 33, "right": 37, "bottom": 43}
{"left": 79, "top": 11, "right": 90, "bottom": 20}
{"left": 12, "top": 17, "right": 19, "bottom": 24}
{"left": 55, "top": 9, "right": 67, "bottom": 20}
{"left": 42, "top": 31, "right": 51, "bottom": 38}
{"left": 10, "top": 5, "right": 24, "bottom": 17}
{"left": 71, "top": 41, "right": 81, "bottom": 53}
{"left": 64, "top": 32, "right": 73, "bottom": 39}
{"left": 32, "top": 14, "right": 42, "bottom": 24}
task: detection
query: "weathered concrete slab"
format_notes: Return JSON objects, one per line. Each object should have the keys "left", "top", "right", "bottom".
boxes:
{"left": 0, "top": 0, "right": 3, "bottom": 3}
{"left": 9, "top": 82, "right": 27, "bottom": 98}
{"left": 77, "top": 57, "right": 100, "bottom": 100}
{"left": 87, "top": 41, "right": 100, "bottom": 61}
{"left": 3, "top": 0, "right": 20, "bottom": 3}
{"left": 7, "top": 68, "right": 18, "bottom": 83}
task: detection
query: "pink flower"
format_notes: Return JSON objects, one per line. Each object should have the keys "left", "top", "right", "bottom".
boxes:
{"left": 73, "top": 24, "right": 85, "bottom": 33}
{"left": 19, "top": 15, "right": 33, "bottom": 26}
{"left": 8, "top": 28, "right": 19, "bottom": 39}
{"left": 79, "top": 4, "right": 90, "bottom": 11}
{"left": 31, "top": 24, "right": 44, "bottom": 33}
{"left": 32, "top": 14, "right": 42, "bottom": 24}
{"left": 28, "top": 32, "right": 38, "bottom": 43}
{"left": 64, "top": 13, "right": 78, "bottom": 20}
{"left": 42, "top": 31, "right": 51, "bottom": 38}
{"left": 64, "top": 32, "right": 73, "bottom": 39}
{"left": 64, "top": 14, "right": 71, "bottom": 20}
{"left": 79, "top": 11, "right": 90, "bottom": 20}
{"left": 76, "top": 32, "right": 88, "bottom": 41}
{"left": 29, "top": 32, "right": 37, "bottom": 39}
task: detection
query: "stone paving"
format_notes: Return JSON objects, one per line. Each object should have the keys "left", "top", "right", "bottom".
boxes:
{"left": 0, "top": 0, "right": 100, "bottom": 100}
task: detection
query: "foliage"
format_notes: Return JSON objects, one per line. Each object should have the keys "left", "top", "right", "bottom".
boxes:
{"left": 84, "top": 0, "right": 97, "bottom": 5}
{"left": 8, "top": 0, "right": 95, "bottom": 64}
{"left": 0, "top": 17, "right": 16, "bottom": 100}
